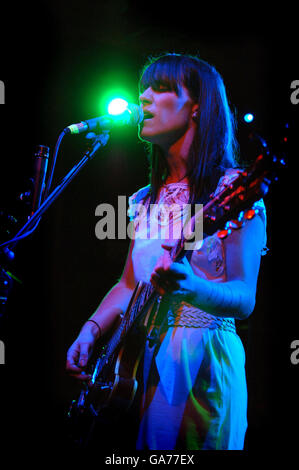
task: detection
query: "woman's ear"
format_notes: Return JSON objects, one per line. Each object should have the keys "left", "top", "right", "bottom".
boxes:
{"left": 191, "top": 103, "right": 199, "bottom": 120}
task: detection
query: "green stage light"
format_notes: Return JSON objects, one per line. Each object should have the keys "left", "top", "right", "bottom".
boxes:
{"left": 107, "top": 98, "right": 129, "bottom": 115}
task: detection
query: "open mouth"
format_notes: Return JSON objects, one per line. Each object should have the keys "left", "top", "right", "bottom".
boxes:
{"left": 143, "top": 111, "right": 154, "bottom": 120}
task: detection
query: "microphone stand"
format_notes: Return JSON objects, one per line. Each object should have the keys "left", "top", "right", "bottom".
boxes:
{"left": 0, "top": 130, "right": 110, "bottom": 317}
{"left": 0, "top": 131, "right": 110, "bottom": 251}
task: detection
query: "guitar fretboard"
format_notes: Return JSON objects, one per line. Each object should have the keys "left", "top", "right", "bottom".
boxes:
{"left": 93, "top": 281, "right": 156, "bottom": 382}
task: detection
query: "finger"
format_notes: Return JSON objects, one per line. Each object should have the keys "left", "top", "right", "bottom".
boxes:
{"left": 168, "top": 261, "right": 188, "bottom": 278}
{"left": 151, "top": 271, "right": 170, "bottom": 287}
{"left": 69, "top": 372, "right": 92, "bottom": 382}
{"left": 180, "top": 256, "right": 192, "bottom": 269}
{"left": 66, "top": 351, "right": 80, "bottom": 370}
{"left": 66, "top": 361, "right": 82, "bottom": 373}
{"left": 151, "top": 271, "right": 179, "bottom": 295}
{"left": 78, "top": 353, "right": 89, "bottom": 368}
{"left": 155, "top": 265, "right": 186, "bottom": 280}
{"left": 78, "top": 343, "right": 91, "bottom": 368}
{"left": 150, "top": 273, "right": 167, "bottom": 295}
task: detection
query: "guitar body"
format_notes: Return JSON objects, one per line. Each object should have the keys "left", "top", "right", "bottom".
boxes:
{"left": 67, "top": 280, "right": 158, "bottom": 446}
{"left": 86, "top": 323, "right": 147, "bottom": 414}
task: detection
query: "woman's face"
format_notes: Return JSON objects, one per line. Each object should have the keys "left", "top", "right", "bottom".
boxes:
{"left": 138, "top": 82, "right": 198, "bottom": 149}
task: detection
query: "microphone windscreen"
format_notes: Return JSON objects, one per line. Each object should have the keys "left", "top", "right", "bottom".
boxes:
{"left": 127, "top": 103, "right": 144, "bottom": 125}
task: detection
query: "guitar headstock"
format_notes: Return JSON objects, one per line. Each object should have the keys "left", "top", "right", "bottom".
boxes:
{"left": 203, "top": 150, "right": 285, "bottom": 238}
{"left": 171, "top": 147, "right": 285, "bottom": 260}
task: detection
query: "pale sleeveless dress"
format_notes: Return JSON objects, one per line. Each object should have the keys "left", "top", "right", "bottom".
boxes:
{"left": 127, "top": 170, "right": 267, "bottom": 450}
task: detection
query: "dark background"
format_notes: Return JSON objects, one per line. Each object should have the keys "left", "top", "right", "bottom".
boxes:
{"left": 0, "top": 0, "right": 298, "bottom": 462}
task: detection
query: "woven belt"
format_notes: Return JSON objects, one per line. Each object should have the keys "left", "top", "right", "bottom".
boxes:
{"left": 167, "top": 302, "right": 236, "bottom": 333}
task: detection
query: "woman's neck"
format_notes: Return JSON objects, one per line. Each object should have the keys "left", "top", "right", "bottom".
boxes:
{"left": 163, "top": 127, "right": 194, "bottom": 184}
{"left": 164, "top": 163, "right": 188, "bottom": 184}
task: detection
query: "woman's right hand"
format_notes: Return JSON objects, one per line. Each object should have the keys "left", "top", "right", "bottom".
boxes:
{"left": 66, "top": 321, "right": 100, "bottom": 381}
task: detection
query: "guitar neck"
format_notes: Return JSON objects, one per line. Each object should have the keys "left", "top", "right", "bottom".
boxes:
{"left": 99, "top": 281, "right": 156, "bottom": 365}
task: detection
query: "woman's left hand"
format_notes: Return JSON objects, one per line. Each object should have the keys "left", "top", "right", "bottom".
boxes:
{"left": 150, "top": 243, "right": 197, "bottom": 303}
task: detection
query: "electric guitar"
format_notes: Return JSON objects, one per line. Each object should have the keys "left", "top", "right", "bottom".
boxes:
{"left": 67, "top": 148, "right": 284, "bottom": 446}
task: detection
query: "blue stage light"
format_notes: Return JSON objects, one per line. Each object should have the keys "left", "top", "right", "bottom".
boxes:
{"left": 244, "top": 113, "right": 254, "bottom": 123}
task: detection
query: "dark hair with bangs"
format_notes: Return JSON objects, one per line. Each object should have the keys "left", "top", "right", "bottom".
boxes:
{"left": 139, "top": 53, "right": 239, "bottom": 205}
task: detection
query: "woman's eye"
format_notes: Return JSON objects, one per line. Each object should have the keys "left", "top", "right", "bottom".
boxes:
{"left": 155, "top": 82, "right": 170, "bottom": 92}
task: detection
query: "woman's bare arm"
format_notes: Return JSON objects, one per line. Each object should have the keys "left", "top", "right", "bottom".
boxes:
{"left": 66, "top": 239, "right": 137, "bottom": 378}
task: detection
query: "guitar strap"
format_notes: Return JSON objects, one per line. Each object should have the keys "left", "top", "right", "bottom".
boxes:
{"left": 146, "top": 306, "right": 169, "bottom": 351}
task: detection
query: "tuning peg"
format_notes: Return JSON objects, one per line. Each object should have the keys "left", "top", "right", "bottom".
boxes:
{"left": 217, "top": 222, "right": 232, "bottom": 239}
{"left": 217, "top": 229, "right": 228, "bottom": 239}
{"left": 228, "top": 219, "right": 244, "bottom": 230}
{"left": 244, "top": 209, "right": 257, "bottom": 220}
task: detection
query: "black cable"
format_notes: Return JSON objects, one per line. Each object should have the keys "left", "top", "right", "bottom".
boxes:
{"left": 43, "top": 129, "right": 67, "bottom": 200}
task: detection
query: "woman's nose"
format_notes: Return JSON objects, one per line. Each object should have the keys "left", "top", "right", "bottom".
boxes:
{"left": 139, "top": 87, "right": 153, "bottom": 105}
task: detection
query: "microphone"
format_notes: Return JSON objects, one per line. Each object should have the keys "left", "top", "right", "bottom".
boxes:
{"left": 64, "top": 103, "right": 144, "bottom": 135}
{"left": 30, "top": 145, "right": 49, "bottom": 216}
